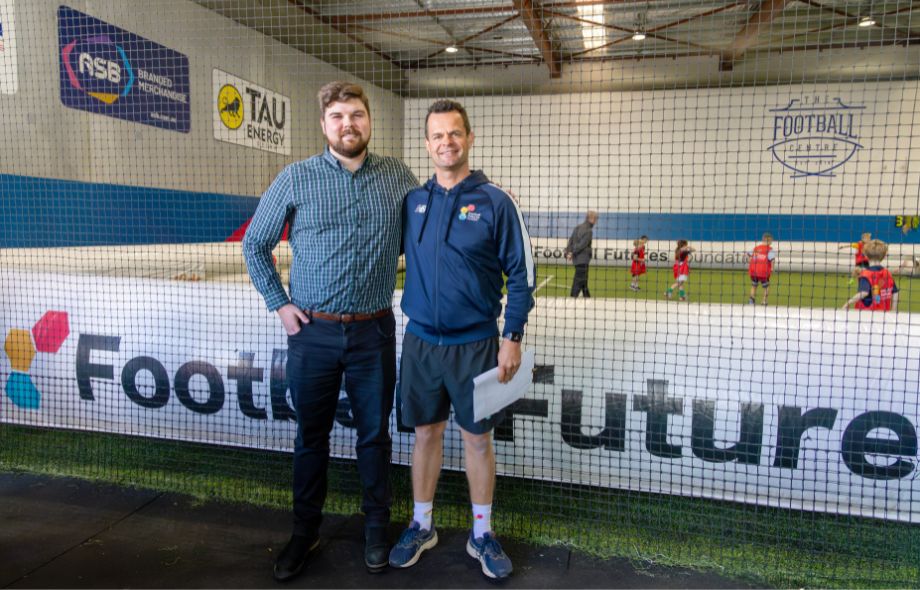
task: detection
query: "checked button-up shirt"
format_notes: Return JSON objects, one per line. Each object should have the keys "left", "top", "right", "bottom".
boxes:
{"left": 243, "top": 148, "right": 418, "bottom": 314}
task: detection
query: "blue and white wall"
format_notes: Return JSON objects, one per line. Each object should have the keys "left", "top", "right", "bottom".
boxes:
{"left": 2, "top": 1, "right": 919, "bottom": 272}
{"left": 405, "top": 82, "right": 920, "bottom": 271}
{"left": 0, "top": 0, "right": 406, "bottom": 249}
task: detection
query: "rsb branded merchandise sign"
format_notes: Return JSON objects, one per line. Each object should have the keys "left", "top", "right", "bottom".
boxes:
{"left": 213, "top": 69, "right": 291, "bottom": 155}
{"left": 2, "top": 269, "right": 918, "bottom": 523}
{"left": 58, "top": 5, "right": 191, "bottom": 132}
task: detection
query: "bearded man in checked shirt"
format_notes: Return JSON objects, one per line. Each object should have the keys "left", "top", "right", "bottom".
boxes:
{"left": 243, "top": 81, "right": 417, "bottom": 581}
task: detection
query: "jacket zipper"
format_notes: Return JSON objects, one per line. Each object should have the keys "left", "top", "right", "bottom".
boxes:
{"left": 434, "top": 187, "right": 446, "bottom": 345}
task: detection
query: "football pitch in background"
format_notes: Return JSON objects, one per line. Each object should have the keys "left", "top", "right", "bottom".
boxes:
{"left": 527, "top": 264, "right": 920, "bottom": 311}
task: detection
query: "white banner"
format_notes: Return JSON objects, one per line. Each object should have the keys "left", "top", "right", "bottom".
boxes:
{"left": 213, "top": 69, "right": 290, "bottom": 155}
{"left": 2, "top": 270, "right": 919, "bottom": 522}
{"left": 0, "top": 0, "right": 17, "bottom": 95}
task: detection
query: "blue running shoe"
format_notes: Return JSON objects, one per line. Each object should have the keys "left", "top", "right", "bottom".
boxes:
{"left": 466, "top": 531, "right": 513, "bottom": 579}
{"left": 388, "top": 521, "right": 438, "bottom": 568}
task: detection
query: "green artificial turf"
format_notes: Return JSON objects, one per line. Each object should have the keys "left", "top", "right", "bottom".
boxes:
{"left": 2, "top": 425, "right": 917, "bottom": 588}
{"left": 397, "top": 265, "right": 919, "bottom": 311}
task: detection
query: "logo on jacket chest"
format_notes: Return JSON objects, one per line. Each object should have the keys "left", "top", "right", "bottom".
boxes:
{"left": 414, "top": 203, "right": 427, "bottom": 214}
{"left": 458, "top": 204, "right": 480, "bottom": 222}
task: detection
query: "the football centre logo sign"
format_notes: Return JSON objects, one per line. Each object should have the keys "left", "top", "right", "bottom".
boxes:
{"left": 768, "top": 96, "right": 865, "bottom": 178}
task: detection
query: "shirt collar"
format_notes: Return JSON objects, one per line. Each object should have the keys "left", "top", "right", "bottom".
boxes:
{"left": 322, "top": 146, "right": 377, "bottom": 172}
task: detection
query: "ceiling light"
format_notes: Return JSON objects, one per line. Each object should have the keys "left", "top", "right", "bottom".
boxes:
{"left": 858, "top": 16, "right": 876, "bottom": 27}
{"left": 445, "top": 45, "right": 459, "bottom": 53}
{"left": 632, "top": 31, "right": 647, "bottom": 41}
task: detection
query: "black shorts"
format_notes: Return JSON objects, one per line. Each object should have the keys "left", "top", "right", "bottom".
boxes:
{"left": 398, "top": 332, "right": 502, "bottom": 435}
{"left": 750, "top": 276, "right": 770, "bottom": 287}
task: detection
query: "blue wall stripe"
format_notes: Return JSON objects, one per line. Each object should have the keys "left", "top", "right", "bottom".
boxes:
{"left": 2, "top": 174, "right": 916, "bottom": 247}
{"left": 1, "top": 174, "right": 258, "bottom": 247}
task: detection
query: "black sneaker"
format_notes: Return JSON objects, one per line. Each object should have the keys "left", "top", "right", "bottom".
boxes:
{"left": 365, "top": 525, "right": 390, "bottom": 574}
{"left": 273, "top": 533, "right": 320, "bottom": 582}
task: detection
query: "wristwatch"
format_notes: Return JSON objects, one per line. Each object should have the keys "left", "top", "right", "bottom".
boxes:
{"left": 505, "top": 332, "right": 524, "bottom": 343}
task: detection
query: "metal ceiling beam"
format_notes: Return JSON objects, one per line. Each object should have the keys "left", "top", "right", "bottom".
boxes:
{"left": 720, "top": 0, "right": 793, "bottom": 71}
{"left": 405, "top": 33, "right": 920, "bottom": 69}
{"left": 424, "top": 14, "right": 520, "bottom": 61}
{"left": 543, "top": 9, "right": 634, "bottom": 35}
{"left": 513, "top": 0, "right": 562, "bottom": 77}
{"left": 597, "top": 33, "right": 920, "bottom": 62}
{"left": 326, "top": 5, "right": 513, "bottom": 25}
{"left": 646, "top": 1, "right": 747, "bottom": 34}
{"left": 409, "top": 0, "right": 477, "bottom": 66}
{"left": 546, "top": 5, "right": 727, "bottom": 58}
{"left": 287, "top": 0, "right": 400, "bottom": 67}
{"left": 763, "top": 3, "right": 920, "bottom": 48}
{"left": 796, "top": 0, "right": 918, "bottom": 39}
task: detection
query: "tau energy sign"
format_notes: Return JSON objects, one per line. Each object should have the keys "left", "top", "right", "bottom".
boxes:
{"left": 0, "top": 0, "right": 17, "bottom": 94}
{"left": 58, "top": 6, "right": 190, "bottom": 132}
{"left": 213, "top": 69, "right": 290, "bottom": 155}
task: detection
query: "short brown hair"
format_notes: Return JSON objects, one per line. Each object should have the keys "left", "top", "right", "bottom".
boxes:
{"left": 317, "top": 81, "right": 370, "bottom": 116}
{"left": 425, "top": 99, "right": 471, "bottom": 137}
{"left": 864, "top": 239, "right": 888, "bottom": 262}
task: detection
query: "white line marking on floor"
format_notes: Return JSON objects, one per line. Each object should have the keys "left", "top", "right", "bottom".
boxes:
{"left": 535, "top": 275, "right": 554, "bottom": 294}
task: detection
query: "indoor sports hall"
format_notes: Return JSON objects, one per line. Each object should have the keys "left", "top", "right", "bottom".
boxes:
{"left": 1, "top": 1, "right": 919, "bottom": 586}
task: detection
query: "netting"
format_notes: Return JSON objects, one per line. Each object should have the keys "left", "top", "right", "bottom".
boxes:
{"left": 2, "top": 0, "right": 920, "bottom": 586}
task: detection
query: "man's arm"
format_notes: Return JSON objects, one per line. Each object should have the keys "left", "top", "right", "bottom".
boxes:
{"left": 243, "top": 167, "right": 313, "bottom": 335}
{"left": 242, "top": 166, "right": 296, "bottom": 313}
{"left": 493, "top": 190, "right": 536, "bottom": 383}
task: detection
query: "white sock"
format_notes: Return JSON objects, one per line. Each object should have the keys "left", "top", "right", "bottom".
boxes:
{"left": 413, "top": 500, "right": 433, "bottom": 531}
{"left": 472, "top": 503, "right": 492, "bottom": 539}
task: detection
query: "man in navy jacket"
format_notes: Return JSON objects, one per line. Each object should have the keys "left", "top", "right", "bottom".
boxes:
{"left": 388, "top": 100, "right": 535, "bottom": 580}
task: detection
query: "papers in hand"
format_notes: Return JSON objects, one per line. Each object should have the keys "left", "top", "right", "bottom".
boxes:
{"left": 473, "top": 349, "right": 536, "bottom": 423}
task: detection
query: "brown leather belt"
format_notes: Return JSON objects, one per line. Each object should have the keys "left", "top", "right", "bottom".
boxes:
{"left": 308, "top": 308, "right": 392, "bottom": 324}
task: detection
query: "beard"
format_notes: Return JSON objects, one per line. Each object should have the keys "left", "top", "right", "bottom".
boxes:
{"left": 328, "top": 130, "right": 369, "bottom": 158}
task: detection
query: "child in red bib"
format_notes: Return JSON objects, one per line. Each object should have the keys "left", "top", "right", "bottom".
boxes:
{"left": 747, "top": 232, "right": 776, "bottom": 306}
{"left": 843, "top": 239, "right": 898, "bottom": 311}
{"left": 629, "top": 235, "right": 649, "bottom": 292}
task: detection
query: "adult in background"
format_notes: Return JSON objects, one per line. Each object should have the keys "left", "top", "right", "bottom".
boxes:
{"left": 565, "top": 210, "right": 598, "bottom": 297}
{"left": 388, "top": 99, "right": 535, "bottom": 580}
{"left": 242, "top": 81, "right": 418, "bottom": 581}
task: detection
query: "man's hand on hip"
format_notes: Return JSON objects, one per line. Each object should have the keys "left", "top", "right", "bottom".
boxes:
{"left": 497, "top": 339, "right": 522, "bottom": 384}
{"left": 277, "top": 303, "right": 310, "bottom": 335}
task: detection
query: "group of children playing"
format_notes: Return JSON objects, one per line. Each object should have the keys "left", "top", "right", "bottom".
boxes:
{"left": 625, "top": 231, "right": 898, "bottom": 311}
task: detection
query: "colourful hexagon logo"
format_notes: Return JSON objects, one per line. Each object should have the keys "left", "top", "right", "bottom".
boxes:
{"left": 33, "top": 311, "right": 70, "bottom": 353}
{"left": 4, "top": 329, "right": 34, "bottom": 373}
{"left": 3, "top": 310, "right": 69, "bottom": 410}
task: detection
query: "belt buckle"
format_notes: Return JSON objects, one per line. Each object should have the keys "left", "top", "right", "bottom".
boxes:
{"left": 341, "top": 313, "right": 354, "bottom": 323}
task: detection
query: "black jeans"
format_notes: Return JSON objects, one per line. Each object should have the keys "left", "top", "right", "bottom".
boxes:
{"left": 571, "top": 264, "right": 591, "bottom": 297}
{"left": 286, "top": 311, "right": 396, "bottom": 536}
